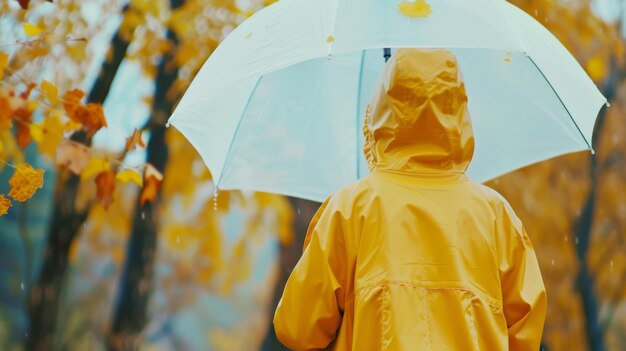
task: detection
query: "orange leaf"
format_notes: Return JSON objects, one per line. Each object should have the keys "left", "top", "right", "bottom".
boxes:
{"left": 124, "top": 128, "right": 145, "bottom": 152}
{"left": 140, "top": 164, "right": 163, "bottom": 206}
{"left": 14, "top": 108, "right": 33, "bottom": 149}
{"left": 20, "top": 83, "right": 37, "bottom": 100}
{"left": 0, "top": 195, "right": 11, "bottom": 216}
{"left": 95, "top": 171, "right": 116, "bottom": 209}
{"left": 0, "top": 52, "right": 8, "bottom": 80}
{"left": 55, "top": 140, "right": 91, "bottom": 175}
{"left": 63, "top": 88, "right": 85, "bottom": 119}
{"left": 8, "top": 163, "right": 44, "bottom": 202}
{"left": 63, "top": 90, "right": 107, "bottom": 135}
{"left": 0, "top": 95, "right": 13, "bottom": 133}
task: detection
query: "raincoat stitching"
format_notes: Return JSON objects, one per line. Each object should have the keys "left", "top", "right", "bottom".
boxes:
{"left": 355, "top": 281, "right": 503, "bottom": 311}
{"left": 422, "top": 287, "right": 432, "bottom": 351}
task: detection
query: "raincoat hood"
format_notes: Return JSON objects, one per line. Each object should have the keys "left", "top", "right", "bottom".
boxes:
{"left": 363, "top": 48, "right": 475, "bottom": 174}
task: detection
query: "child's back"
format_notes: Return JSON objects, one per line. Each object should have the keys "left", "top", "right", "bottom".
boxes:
{"left": 274, "top": 49, "right": 546, "bottom": 351}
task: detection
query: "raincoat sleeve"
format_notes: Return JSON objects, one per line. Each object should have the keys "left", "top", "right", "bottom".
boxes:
{"left": 497, "top": 200, "right": 547, "bottom": 351}
{"left": 274, "top": 196, "right": 352, "bottom": 350}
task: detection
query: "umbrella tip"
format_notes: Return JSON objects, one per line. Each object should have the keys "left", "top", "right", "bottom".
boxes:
{"left": 165, "top": 122, "right": 171, "bottom": 128}
{"left": 605, "top": 101, "right": 611, "bottom": 108}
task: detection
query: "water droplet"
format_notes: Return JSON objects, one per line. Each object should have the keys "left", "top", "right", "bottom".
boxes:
{"left": 213, "top": 188, "right": 219, "bottom": 211}
{"left": 297, "top": 208, "right": 301, "bottom": 215}
{"left": 575, "top": 237, "right": 579, "bottom": 245}
{"left": 564, "top": 236, "right": 568, "bottom": 242}
{"left": 610, "top": 260, "right": 614, "bottom": 272}
{"left": 20, "top": 282, "right": 24, "bottom": 290}
{"left": 551, "top": 259, "right": 555, "bottom": 266}
{"left": 141, "top": 212, "right": 145, "bottom": 220}
{"left": 176, "top": 236, "right": 180, "bottom": 244}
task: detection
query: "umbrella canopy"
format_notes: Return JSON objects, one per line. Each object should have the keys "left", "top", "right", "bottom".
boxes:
{"left": 168, "top": 0, "right": 607, "bottom": 202}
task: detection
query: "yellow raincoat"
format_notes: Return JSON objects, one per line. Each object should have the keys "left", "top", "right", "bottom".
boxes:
{"left": 274, "top": 49, "right": 547, "bottom": 351}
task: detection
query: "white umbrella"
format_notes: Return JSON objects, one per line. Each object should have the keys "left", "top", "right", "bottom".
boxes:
{"left": 167, "top": 0, "right": 607, "bottom": 202}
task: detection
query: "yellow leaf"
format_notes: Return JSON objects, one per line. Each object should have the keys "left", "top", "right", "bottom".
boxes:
{"left": 64, "top": 119, "right": 82, "bottom": 132}
{"left": 8, "top": 163, "right": 44, "bottom": 202}
{"left": 41, "top": 80, "right": 58, "bottom": 104}
{"left": 29, "top": 124, "right": 43, "bottom": 143}
{"left": 504, "top": 58, "right": 511, "bottom": 62}
{"left": 27, "top": 101, "right": 38, "bottom": 111}
{"left": 22, "top": 23, "right": 44, "bottom": 36}
{"left": 0, "top": 194, "right": 11, "bottom": 216}
{"left": 586, "top": 56, "right": 607, "bottom": 82}
{"left": 34, "top": 114, "right": 63, "bottom": 158}
{"left": 398, "top": 0, "right": 432, "bottom": 18}
{"left": 81, "top": 157, "right": 110, "bottom": 180}
{"left": 116, "top": 168, "right": 143, "bottom": 186}
{"left": 0, "top": 52, "right": 8, "bottom": 80}
{"left": 326, "top": 35, "right": 335, "bottom": 43}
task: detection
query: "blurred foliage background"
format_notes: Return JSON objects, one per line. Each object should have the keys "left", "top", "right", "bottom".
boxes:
{"left": 0, "top": 0, "right": 625, "bottom": 350}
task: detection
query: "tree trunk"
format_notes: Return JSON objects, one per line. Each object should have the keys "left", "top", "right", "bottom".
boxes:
{"left": 106, "top": 125, "right": 168, "bottom": 351}
{"left": 260, "top": 198, "right": 321, "bottom": 351}
{"left": 107, "top": 1, "right": 182, "bottom": 347}
{"left": 26, "top": 14, "right": 133, "bottom": 351}
{"left": 573, "top": 106, "right": 609, "bottom": 351}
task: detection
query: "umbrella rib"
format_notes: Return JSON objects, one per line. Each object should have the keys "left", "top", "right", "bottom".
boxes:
{"left": 526, "top": 56, "right": 593, "bottom": 152}
{"left": 355, "top": 50, "right": 366, "bottom": 179}
{"left": 216, "top": 76, "right": 263, "bottom": 189}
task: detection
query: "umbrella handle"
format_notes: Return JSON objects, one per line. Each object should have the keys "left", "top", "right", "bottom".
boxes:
{"left": 384, "top": 48, "right": 391, "bottom": 62}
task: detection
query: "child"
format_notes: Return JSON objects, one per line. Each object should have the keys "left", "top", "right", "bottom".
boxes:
{"left": 274, "top": 49, "right": 547, "bottom": 351}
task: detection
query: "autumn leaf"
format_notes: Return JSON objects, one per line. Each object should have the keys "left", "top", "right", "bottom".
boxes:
{"left": 95, "top": 171, "right": 116, "bottom": 209}
{"left": 0, "top": 52, "right": 8, "bottom": 80}
{"left": 55, "top": 140, "right": 91, "bottom": 175}
{"left": 124, "top": 128, "right": 145, "bottom": 152}
{"left": 116, "top": 168, "right": 143, "bottom": 186}
{"left": 8, "top": 163, "right": 44, "bottom": 202}
{"left": 14, "top": 108, "right": 33, "bottom": 149}
{"left": 326, "top": 35, "right": 335, "bottom": 43}
{"left": 0, "top": 96, "right": 13, "bottom": 133}
{"left": 81, "top": 157, "right": 110, "bottom": 180}
{"left": 140, "top": 163, "right": 163, "bottom": 206}
{"left": 41, "top": 80, "right": 58, "bottom": 104}
{"left": 31, "top": 113, "right": 64, "bottom": 158}
{"left": 22, "top": 23, "right": 44, "bottom": 36}
{"left": 63, "top": 89, "right": 107, "bottom": 135}
{"left": 0, "top": 195, "right": 11, "bottom": 216}
{"left": 79, "top": 103, "right": 107, "bottom": 135}
{"left": 20, "top": 83, "right": 37, "bottom": 100}
{"left": 587, "top": 56, "right": 607, "bottom": 82}
{"left": 15, "top": 0, "right": 49, "bottom": 9}
{"left": 398, "top": 0, "right": 432, "bottom": 18}
{"left": 63, "top": 88, "right": 85, "bottom": 117}
{"left": 64, "top": 119, "right": 81, "bottom": 132}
